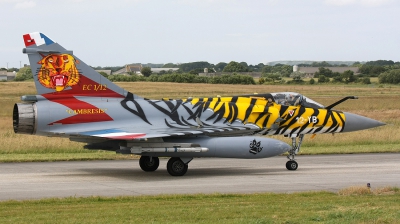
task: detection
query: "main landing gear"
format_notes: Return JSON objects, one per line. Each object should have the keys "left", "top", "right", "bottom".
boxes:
{"left": 286, "top": 134, "right": 304, "bottom": 171}
{"left": 167, "top": 157, "right": 189, "bottom": 176}
{"left": 139, "top": 156, "right": 160, "bottom": 172}
{"left": 139, "top": 156, "right": 192, "bottom": 176}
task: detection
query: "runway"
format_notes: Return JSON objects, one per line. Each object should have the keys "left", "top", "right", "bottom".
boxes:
{"left": 0, "top": 153, "right": 399, "bottom": 201}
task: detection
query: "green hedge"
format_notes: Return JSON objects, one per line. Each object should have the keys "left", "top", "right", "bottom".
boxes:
{"left": 379, "top": 69, "right": 400, "bottom": 84}
{"left": 109, "top": 73, "right": 255, "bottom": 85}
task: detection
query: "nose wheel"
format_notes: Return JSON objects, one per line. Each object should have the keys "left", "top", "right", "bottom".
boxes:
{"left": 286, "top": 134, "right": 304, "bottom": 171}
{"left": 286, "top": 160, "right": 298, "bottom": 170}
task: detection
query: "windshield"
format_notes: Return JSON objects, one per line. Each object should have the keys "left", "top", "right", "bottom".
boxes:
{"left": 271, "top": 92, "right": 324, "bottom": 108}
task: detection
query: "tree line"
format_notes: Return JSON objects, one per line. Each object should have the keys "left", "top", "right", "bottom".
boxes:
{"left": 160, "top": 61, "right": 264, "bottom": 74}
{"left": 108, "top": 73, "right": 256, "bottom": 85}
{"left": 9, "top": 60, "right": 400, "bottom": 85}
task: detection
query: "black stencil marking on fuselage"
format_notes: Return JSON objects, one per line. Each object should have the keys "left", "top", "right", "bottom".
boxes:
{"left": 255, "top": 111, "right": 269, "bottom": 124}
{"left": 262, "top": 114, "right": 271, "bottom": 128}
{"left": 244, "top": 98, "right": 257, "bottom": 121}
{"left": 181, "top": 104, "right": 195, "bottom": 118}
{"left": 206, "top": 103, "right": 226, "bottom": 123}
{"left": 249, "top": 139, "right": 263, "bottom": 154}
{"left": 148, "top": 101, "right": 186, "bottom": 126}
{"left": 188, "top": 104, "right": 204, "bottom": 121}
{"left": 121, "top": 92, "right": 151, "bottom": 125}
{"left": 336, "top": 111, "right": 345, "bottom": 132}
{"left": 181, "top": 116, "right": 196, "bottom": 126}
{"left": 325, "top": 111, "right": 338, "bottom": 133}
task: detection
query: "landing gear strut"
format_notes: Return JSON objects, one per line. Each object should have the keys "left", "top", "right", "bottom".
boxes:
{"left": 286, "top": 134, "right": 304, "bottom": 171}
{"left": 139, "top": 156, "right": 160, "bottom": 172}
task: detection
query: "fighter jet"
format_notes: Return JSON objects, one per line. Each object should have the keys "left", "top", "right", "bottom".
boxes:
{"left": 13, "top": 32, "right": 385, "bottom": 176}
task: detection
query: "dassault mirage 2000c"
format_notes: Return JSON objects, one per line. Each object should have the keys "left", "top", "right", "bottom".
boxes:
{"left": 13, "top": 32, "right": 385, "bottom": 176}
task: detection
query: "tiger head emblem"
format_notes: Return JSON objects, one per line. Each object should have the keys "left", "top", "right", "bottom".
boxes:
{"left": 37, "top": 54, "right": 80, "bottom": 92}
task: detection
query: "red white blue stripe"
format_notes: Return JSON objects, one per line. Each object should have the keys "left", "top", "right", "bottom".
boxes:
{"left": 23, "top": 32, "right": 54, "bottom": 47}
{"left": 80, "top": 129, "right": 145, "bottom": 139}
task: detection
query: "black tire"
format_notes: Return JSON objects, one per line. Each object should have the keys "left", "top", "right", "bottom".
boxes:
{"left": 286, "top": 160, "right": 298, "bottom": 171}
{"left": 167, "top": 157, "right": 188, "bottom": 176}
{"left": 139, "top": 156, "right": 159, "bottom": 172}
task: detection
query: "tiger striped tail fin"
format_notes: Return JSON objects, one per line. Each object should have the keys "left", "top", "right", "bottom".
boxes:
{"left": 22, "top": 32, "right": 141, "bottom": 99}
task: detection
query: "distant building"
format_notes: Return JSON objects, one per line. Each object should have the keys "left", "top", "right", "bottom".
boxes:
{"left": 0, "top": 71, "right": 16, "bottom": 81}
{"left": 7, "top": 71, "right": 16, "bottom": 81}
{"left": 0, "top": 70, "right": 7, "bottom": 81}
{"left": 294, "top": 66, "right": 360, "bottom": 77}
{"left": 113, "top": 64, "right": 143, "bottom": 75}
{"left": 112, "top": 65, "right": 181, "bottom": 75}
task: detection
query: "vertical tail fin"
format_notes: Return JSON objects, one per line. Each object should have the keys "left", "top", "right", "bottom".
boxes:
{"left": 22, "top": 32, "right": 141, "bottom": 99}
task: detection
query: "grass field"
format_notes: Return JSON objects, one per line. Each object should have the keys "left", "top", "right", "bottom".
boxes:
{"left": 1, "top": 82, "right": 399, "bottom": 161}
{"left": 0, "top": 186, "right": 399, "bottom": 223}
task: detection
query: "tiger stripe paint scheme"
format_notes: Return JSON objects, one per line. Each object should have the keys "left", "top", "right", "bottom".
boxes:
{"left": 180, "top": 94, "right": 345, "bottom": 136}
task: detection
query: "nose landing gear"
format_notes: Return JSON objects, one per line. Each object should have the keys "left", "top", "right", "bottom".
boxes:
{"left": 286, "top": 134, "right": 304, "bottom": 171}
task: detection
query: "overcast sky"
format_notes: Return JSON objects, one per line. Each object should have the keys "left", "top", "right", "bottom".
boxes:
{"left": 0, "top": 0, "right": 399, "bottom": 68}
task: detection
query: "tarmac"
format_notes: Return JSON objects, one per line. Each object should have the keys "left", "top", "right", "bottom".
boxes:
{"left": 0, "top": 153, "right": 399, "bottom": 201}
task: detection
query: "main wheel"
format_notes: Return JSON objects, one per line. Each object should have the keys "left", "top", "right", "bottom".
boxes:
{"left": 167, "top": 157, "right": 188, "bottom": 176}
{"left": 139, "top": 156, "right": 159, "bottom": 172}
{"left": 286, "top": 160, "right": 298, "bottom": 171}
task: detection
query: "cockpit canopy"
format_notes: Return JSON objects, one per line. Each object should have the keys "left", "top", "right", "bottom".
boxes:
{"left": 271, "top": 92, "right": 324, "bottom": 109}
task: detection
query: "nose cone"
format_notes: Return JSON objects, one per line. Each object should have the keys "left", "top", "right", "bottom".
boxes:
{"left": 342, "top": 112, "right": 385, "bottom": 132}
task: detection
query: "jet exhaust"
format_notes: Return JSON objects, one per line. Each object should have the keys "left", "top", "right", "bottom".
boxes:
{"left": 13, "top": 103, "right": 36, "bottom": 135}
